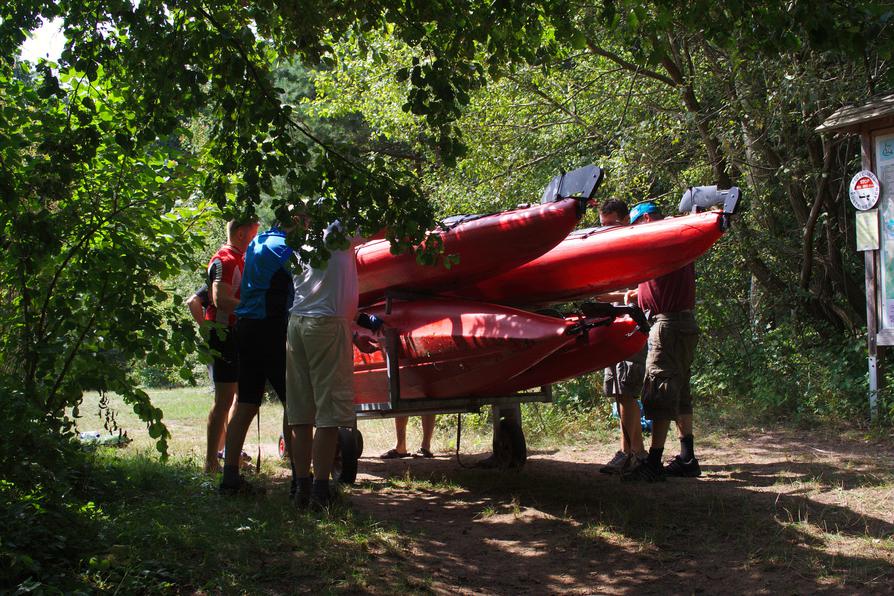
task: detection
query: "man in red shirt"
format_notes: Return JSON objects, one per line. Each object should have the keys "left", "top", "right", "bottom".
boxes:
{"left": 203, "top": 219, "right": 259, "bottom": 474}
{"left": 622, "top": 202, "right": 700, "bottom": 482}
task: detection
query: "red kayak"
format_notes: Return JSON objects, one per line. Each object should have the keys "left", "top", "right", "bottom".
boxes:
{"left": 481, "top": 315, "right": 648, "bottom": 395}
{"left": 448, "top": 210, "right": 727, "bottom": 306}
{"left": 353, "top": 299, "right": 579, "bottom": 405}
{"left": 356, "top": 198, "right": 583, "bottom": 306}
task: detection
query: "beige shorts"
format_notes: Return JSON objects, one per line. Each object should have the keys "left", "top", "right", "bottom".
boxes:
{"left": 286, "top": 315, "right": 356, "bottom": 428}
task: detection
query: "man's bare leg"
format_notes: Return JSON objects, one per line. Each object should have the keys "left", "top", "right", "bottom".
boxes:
{"left": 420, "top": 415, "right": 435, "bottom": 452}
{"left": 312, "top": 427, "right": 339, "bottom": 482}
{"left": 222, "top": 403, "right": 259, "bottom": 473}
{"left": 676, "top": 414, "right": 693, "bottom": 438}
{"left": 219, "top": 397, "right": 239, "bottom": 452}
{"left": 619, "top": 395, "right": 646, "bottom": 455}
{"left": 290, "top": 424, "right": 314, "bottom": 477}
{"left": 393, "top": 416, "right": 409, "bottom": 454}
{"left": 650, "top": 419, "right": 670, "bottom": 451}
{"left": 671, "top": 412, "right": 698, "bottom": 470}
{"left": 206, "top": 382, "right": 236, "bottom": 473}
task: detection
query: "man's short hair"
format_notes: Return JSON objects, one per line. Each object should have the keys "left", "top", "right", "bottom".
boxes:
{"left": 600, "top": 199, "right": 629, "bottom": 219}
{"left": 226, "top": 217, "right": 259, "bottom": 236}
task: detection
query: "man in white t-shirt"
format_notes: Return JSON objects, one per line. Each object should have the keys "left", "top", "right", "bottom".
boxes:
{"left": 287, "top": 220, "right": 381, "bottom": 509}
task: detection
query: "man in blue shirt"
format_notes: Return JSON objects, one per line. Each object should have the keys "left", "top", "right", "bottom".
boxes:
{"left": 220, "top": 225, "right": 295, "bottom": 494}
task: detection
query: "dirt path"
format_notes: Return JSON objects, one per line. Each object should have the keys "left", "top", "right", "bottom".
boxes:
{"left": 348, "top": 429, "right": 894, "bottom": 594}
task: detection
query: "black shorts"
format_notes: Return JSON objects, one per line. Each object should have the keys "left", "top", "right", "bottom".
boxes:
{"left": 236, "top": 317, "right": 287, "bottom": 406}
{"left": 603, "top": 345, "right": 647, "bottom": 397}
{"left": 209, "top": 326, "right": 239, "bottom": 384}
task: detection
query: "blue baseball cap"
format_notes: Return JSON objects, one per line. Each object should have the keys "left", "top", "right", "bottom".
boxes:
{"left": 629, "top": 202, "right": 659, "bottom": 223}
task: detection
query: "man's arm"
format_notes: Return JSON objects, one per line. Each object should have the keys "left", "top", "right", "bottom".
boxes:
{"left": 211, "top": 281, "right": 240, "bottom": 315}
{"left": 186, "top": 293, "right": 205, "bottom": 326}
{"left": 594, "top": 289, "right": 637, "bottom": 305}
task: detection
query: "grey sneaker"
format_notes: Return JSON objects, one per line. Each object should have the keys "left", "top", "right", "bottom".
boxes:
{"left": 600, "top": 450, "right": 629, "bottom": 475}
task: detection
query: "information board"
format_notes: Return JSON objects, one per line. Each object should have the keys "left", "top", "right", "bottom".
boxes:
{"left": 875, "top": 132, "right": 894, "bottom": 328}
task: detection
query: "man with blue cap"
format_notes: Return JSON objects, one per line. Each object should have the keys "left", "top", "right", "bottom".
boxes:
{"left": 622, "top": 202, "right": 701, "bottom": 482}
{"left": 597, "top": 199, "right": 648, "bottom": 475}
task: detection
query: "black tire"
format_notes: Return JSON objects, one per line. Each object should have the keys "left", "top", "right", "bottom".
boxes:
{"left": 355, "top": 429, "right": 364, "bottom": 459}
{"left": 278, "top": 433, "right": 288, "bottom": 459}
{"left": 332, "top": 427, "right": 361, "bottom": 484}
{"left": 492, "top": 418, "right": 527, "bottom": 469}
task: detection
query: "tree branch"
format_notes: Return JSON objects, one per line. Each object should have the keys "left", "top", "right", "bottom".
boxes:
{"left": 583, "top": 37, "right": 676, "bottom": 87}
{"left": 799, "top": 137, "right": 835, "bottom": 290}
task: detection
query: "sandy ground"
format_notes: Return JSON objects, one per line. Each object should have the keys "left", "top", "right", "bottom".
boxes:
{"left": 347, "top": 428, "right": 894, "bottom": 594}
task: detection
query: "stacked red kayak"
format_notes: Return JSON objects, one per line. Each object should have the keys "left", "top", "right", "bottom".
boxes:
{"left": 447, "top": 210, "right": 727, "bottom": 307}
{"left": 356, "top": 197, "right": 583, "bottom": 306}
{"left": 352, "top": 299, "right": 578, "bottom": 405}
{"left": 351, "top": 178, "right": 738, "bottom": 403}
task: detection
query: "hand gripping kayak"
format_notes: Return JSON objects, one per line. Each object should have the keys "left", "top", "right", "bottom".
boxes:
{"left": 579, "top": 301, "right": 651, "bottom": 335}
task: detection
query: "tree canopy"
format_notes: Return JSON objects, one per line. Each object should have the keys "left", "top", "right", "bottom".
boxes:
{"left": 1, "top": 0, "right": 892, "bottom": 462}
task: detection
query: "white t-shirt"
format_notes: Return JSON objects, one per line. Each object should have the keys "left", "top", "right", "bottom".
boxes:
{"left": 290, "top": 221, "right": 361, "bottom": 320}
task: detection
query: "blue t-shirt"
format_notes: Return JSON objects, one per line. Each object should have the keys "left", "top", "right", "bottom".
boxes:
{"left": 236, "top": 228, "right": 295, "bottom": 320}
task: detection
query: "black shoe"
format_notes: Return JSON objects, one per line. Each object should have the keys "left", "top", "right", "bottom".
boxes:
{"left": 620, "top": 459, "right": 666, "bottom": 483}
{"left": 308, "top": 493, "right": 331, "bottom": 511}
{"left": 219, "top": 475, "right": 266, "bottom": 496}
{"left": 665, "top": 455, "right": 701, "bottom": 478}
{"left": 294, "top": 491, "right": 311, "bottom": 510}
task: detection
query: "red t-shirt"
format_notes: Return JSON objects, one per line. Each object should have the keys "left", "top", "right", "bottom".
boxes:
{"left": 637, "top": 262, "right": 695, "bottom": 316}
{"left": 205, "top": 244, "right": 245, "bottom": 326}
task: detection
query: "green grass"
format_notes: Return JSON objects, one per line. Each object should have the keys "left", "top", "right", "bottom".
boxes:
{"left": 9, "top": 450, "right": 424, "bottom": 594}
{"left": 9, "top": 386, "right": 893, "bottom": 593}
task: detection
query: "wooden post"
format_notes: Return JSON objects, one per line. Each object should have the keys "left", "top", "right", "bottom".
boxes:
{"left": 865, "top": 250, "right": 880, "bottom": 420}
{"left": 861, "top": 132, "right": 881, "bottom": 421}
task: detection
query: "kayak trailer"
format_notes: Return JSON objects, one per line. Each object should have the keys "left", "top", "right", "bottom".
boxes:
{"left": 329, "top": 294, "right": 555, "bottom": 484}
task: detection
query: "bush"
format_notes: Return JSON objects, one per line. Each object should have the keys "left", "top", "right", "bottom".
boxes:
{"left": 693, "top": 321, "right": 869, "bottom": 423}
{"left": 0, "top": 386, "right": 97, "bottom": 591}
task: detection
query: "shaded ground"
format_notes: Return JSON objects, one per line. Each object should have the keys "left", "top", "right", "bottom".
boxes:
{"left": 347, "top": 428, "right": 894, "bottom": 594}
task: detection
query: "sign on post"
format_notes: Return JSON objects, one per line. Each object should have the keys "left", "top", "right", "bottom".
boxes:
{"left": 856, "top": 210, "right": 880, "bottom": 251}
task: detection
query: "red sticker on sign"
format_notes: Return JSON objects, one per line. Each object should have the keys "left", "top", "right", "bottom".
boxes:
{"left": 849, "top": 170, "right": 880, "bottom": 211}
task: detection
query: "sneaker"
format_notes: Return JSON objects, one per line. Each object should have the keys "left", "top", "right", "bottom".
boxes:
{"left": 219, "top": 475, "right": 266, "bottom": 496}
{"left": 620, "top": 459, "right": 666, "bottom": 482}
{"left": 599, "top": 450, "right": 629, "bottom": 475}
{"left": 665, "top": 455, "right": 701, "bottom": 478}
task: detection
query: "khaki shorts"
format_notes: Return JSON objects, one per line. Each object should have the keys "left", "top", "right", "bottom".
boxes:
{"left": 604, "top": 345, "right": 647, "bottom": 397}
{"left": 641, "top": 313, "right": 699, "bottom": 422}
{"left": 286, "top": 315, "right": 356, "bottom": 428}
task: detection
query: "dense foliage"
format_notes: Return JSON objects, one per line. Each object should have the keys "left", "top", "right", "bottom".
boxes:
{"left": 300, "top": 2, "right": 894, "bottom": 420}
{"left": 2, "top": 1, "right": 894, "bottom": 589}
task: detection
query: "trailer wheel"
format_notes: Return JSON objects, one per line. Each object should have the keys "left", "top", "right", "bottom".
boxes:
{"left": 278, "top": 433, "right": 288, "bottom": 459}
{"left": 332, "top": 427, "right": 362, "bottom": 484}
{"left": 355, "top": 428, "right": 364, "bottom": 459}
{"left": 493, "top": 418, "right": 527, "bottom": 469}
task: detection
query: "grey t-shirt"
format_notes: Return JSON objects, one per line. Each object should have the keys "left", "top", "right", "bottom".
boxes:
{"left": 290, "top": 221, "right": 361, "bottom": 320}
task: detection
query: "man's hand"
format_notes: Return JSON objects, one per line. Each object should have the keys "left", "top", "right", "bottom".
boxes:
{"left": 353, "top": 334, "right": 380, "bottom": 354}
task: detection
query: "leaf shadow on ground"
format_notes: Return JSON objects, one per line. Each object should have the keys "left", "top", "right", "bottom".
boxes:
{"left": 349, "top": 433, "right": 894, "bottom": 595}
